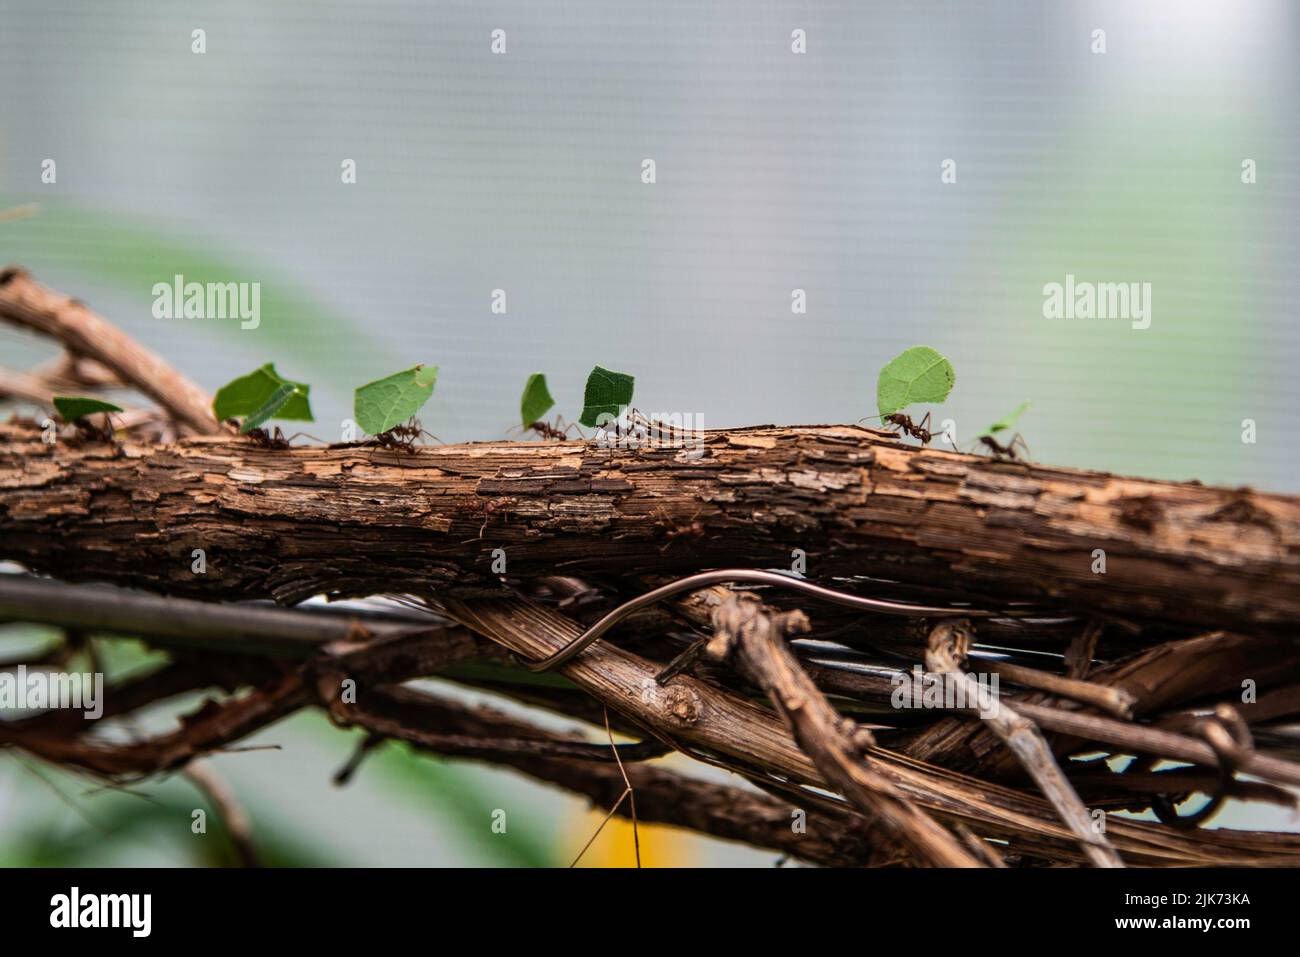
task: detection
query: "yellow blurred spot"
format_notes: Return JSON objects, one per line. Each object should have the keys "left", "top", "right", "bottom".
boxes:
{"left": 570, "top": 809, "right": 693, "bottom": 868}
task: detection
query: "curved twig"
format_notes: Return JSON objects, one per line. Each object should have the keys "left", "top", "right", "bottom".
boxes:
{"left": 0, "top": 267, "right": 224, "bottom": 434}
{"left": 925, "top": 620, "right": 1124, "bottom": 868}
{"left": 497, "top": 569, "right": 1030, "bottom": 672}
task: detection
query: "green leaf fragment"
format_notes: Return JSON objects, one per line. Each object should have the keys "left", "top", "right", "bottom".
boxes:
{"left": 520, "top": 373, "right": 556, "bottom": 427}
{"left": 876, "top": 346, "right": 956, "bottom": 419}
{"left": 354, "top": 364, "right": 439, "bottom": 435}
{"left": 976, "top": 400, "right": 1031, "bottom": 438}
{"left": 213, "top": 364, "right": 313, "bottom": 423}
{"left": 240, "top": 383, "right": 303, "bottom": 433}
{"left": 53, "top": 396, "right": 124, "bottom": 421}
{"left": 578, "top": 366, "right": 634, "bottom": 428}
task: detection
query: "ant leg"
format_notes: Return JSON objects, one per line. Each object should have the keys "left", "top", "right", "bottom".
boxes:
{"left": 1009, "top": 433, "right": 1031, "bottom": 461}
{"left": 556, "top": 416, "right": 584, "bottom": 439}
{"left": 284, "top": 429, "right": 327, "bottom": 445}
{"left": 917, "top": 411, "right": 933, "bottom": 446}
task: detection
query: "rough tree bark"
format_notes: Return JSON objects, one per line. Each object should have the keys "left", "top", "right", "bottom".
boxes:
{"left": 0, "top": 421, "right": 1296, "bottom": 633}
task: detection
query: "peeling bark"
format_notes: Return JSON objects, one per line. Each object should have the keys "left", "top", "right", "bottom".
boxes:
{"left": 1, "top": 420, "right": 1297, "bottom": 632}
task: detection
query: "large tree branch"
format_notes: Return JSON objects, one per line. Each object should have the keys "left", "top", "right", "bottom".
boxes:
{"left": 1, "top": 420, "right": 1297, "bottom": 632}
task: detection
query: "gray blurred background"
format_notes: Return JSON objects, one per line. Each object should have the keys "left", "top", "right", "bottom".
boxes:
{"left": 1, "top": 1, "right": 1298, "bottom": 865}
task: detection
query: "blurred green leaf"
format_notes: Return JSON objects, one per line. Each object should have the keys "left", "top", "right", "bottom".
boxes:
{"left": 53, "top": 396, "right": 123, "bottom": 421}
{"left": 976, "top": 400, "right": 1031, "bottom": 439}
{"left": 0, "top": 200, "right": 402, "bottom": 372}
{"left": 326, "top": 724, "right": 557, "bottom": 867}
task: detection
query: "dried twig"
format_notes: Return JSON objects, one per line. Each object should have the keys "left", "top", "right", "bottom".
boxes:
{"left": 0, "top": 268, "right": 222, "bottom": 434}
{"left": 703, "top": 592, "right": 981, "bottom": 867}
{"left": 184, "top": 758, "right": 260, "bottom": 867}
{"left": 925, "top": 620, "right": 1124, "bottom": 868}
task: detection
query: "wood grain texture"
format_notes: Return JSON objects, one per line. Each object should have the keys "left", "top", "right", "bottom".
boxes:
{"left": 2, "top": 420, "right": 1297, "bottom": 632}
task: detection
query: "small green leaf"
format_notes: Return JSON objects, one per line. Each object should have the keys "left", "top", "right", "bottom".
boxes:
{"left": 976, "top": 400, "right": 1031, "bottom": 439}
{"left": 578, "top": 366, "right": 634, "bottom": 427}
{"left": 876, "top": 346, "right": 956, "bottom": 419}
{"left": 520, "top": 373, "right": 556, "bottom": 427}
{"left": 53, "top": 396, "right": 124, "bottom": 421}
{"left": 213, "top": 364, "right": 313, "bottom": 423}
{"left": 355, "top": 364, "right": 439, "bottom": 435}
{"left": 240, "top": 383, "right": 303, "bottom": 434}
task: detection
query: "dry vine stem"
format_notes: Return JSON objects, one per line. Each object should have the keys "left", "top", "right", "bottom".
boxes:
{"left": 924, "top": 620, "right": 1123, "bottom": 868}
{"left": 702, "top": 592, "right": 982, "bottom": 866}
{"left": 5, "top": 268, "right": 1300, "bottom": 867}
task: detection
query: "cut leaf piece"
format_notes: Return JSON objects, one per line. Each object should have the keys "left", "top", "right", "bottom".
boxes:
{"left": 876, "top": 346, "right": 956, "bottom": 419}
{"left": 520, "top": 373, "right": 556, "bottom": 427}
{"left": 53, "top": 396, "right": 124, "bottom": 421}
{"left": 240, "top": 383, "right": 304, "bottom": 434}
{"left": 213, "top": 364, "right": 313, "bottom": 423}
{"left": 578, "top": 366, "right": 634, "bottom": 427}
{"left": 355, "top": 364, "right": 439, "bottom": 435}
{"left": 976, "top": 400, "right": 1031, "bottom": 438}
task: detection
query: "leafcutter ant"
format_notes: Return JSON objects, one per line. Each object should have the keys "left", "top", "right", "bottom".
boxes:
{"left": 245, "top": 426, "right": 291, "bottom": 450}
{"left": 883, "top": 412, "right": 934, "bottom": 445}
{"left": 76, "top": 418, "right": 123, "bottom": 455}
{"left": 243, "top": 426, "right": 324, "bottom": 450}
{"left": 975, "top": 433, "right": 1030, "bottom": 462}
{"left": 521, "top": 416, "right": 581, "bottom": 442}
{"left": 476, "top": 496, "right": 512, "bottom": 539}
{"left": 368, "top": 417, "right": 442, "bottom": 454}
{"left": 862, "top": 411, "right": 958, "bottom": 451}
{"left": 655, "top": 507, "right": 705, "bottom": 552}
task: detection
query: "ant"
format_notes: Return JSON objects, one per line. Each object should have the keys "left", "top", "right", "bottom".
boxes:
{"left": 368, "top": 417, "right": 442, "bottom": 454}
{"left": 519, "top": 416, "right": 582, "bottom": 442}
{"left": 975, "top": 433, "right": 1030, "bottom": 462}
{"left": 70, "top": 415, "right": 123, "bottom": 455}
{"left": 245, "top": 426, "right": 291, "bottom": 450}
{"left": 860, "top": 411, "right": 957, "bottom": 451}
{"left": 655, "top": 507, "right": 705, "bottom": 552}
{"left": 242, "top": 426, "right": 325, "bottom": 450}
{"left": 882, "top": 412, "right": 934, "bottom": 445}
{"left": 476, "top": 496, "right": 512, "bottom": 539}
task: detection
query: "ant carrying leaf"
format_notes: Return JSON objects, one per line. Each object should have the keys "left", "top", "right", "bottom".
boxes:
{"left": 242, "top": 426, "right": 326, "bottom": 450}
{"left": 867, "top": 346, "right": 958, "bottom": 449}
{"left": 858, "top": 411, "right": 958, "bottom": 451}
{"left": 511, "top": 416, "right": 583, "bottom": 442}
{"left": 975, "top": 433, "right": 1031, "bottom": 462}
{"left": 52, "top": 396, "right": 124, "bottom": 451}
{"left": 367, "top": 417, "right": 442, "bottom": 454}
{"left": 972, "top": 400, "right": 1032, "bottom": 462}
